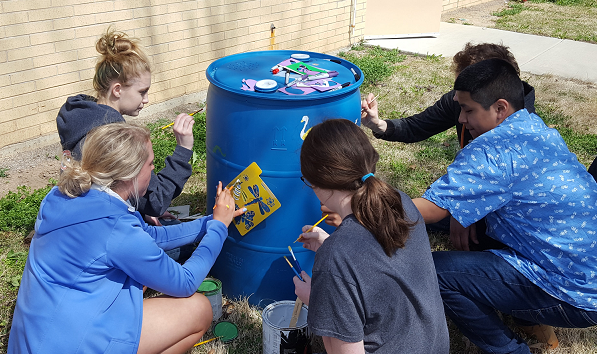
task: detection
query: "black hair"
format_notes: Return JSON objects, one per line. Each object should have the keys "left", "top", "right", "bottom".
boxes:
{"left": 454, "top": 58, "right": 524, "bottom": 111}
{"left": 300, "top": 119, "right": 414, "bottom": 256}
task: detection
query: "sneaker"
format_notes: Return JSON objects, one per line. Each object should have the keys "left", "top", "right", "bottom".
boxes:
{"left": 520, "top": 324, "right": 559, "bottom": 349}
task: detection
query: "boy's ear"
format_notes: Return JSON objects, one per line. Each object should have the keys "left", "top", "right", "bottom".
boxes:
{"left": 495, "top": 99, "right": 511, "bottom": 122}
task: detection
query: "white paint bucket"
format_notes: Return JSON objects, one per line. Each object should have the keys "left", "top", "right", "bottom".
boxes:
{"left": 262, "top": 300, "right": 310, "bottom": 354}
{"left": 197, "top": 278, "right": 222, "bottom": 322}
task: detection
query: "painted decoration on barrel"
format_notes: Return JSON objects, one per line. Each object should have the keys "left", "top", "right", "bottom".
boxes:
{"left": 226, "top": 162, "right": 281, "bottom": 236}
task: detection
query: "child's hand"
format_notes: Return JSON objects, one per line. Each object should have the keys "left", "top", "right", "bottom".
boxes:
{"left": 321, "top": 204, "right": 342, "bottom": 227}
{"left": 361, "top": 93, "right": 386, "bottom": 134}
{"left": 293, "top": 271, "right": 311, "bottom": 306}
{"left": 173, "top": 113, "right": 195, "bottom": 150}
{"left": 449, "top": 216, "right": 478, "bottom": 251}
{"left": 298, "top": 226, "right": 329, "bottom": 252}
{"left": 213, "top": 181, "right": 245, "bottom": 226}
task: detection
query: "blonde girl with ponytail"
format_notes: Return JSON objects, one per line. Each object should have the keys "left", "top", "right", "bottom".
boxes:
{"left": 293, "top": 119, "right": 449, "bottom": 354}
{"left": 9, "top": 123, "right": 245, "bottom": 354}
{"left": 56, "top": 28, "right": 196, "bottom": 237}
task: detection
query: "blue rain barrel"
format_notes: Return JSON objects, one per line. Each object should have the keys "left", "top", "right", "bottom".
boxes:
{"left": 205, "top": 50, "right": 363, "bottom": 306}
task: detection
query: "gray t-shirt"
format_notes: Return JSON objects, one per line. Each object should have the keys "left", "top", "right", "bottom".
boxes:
{"left": 308, "top": 192, "right": 449, "bottom": 353}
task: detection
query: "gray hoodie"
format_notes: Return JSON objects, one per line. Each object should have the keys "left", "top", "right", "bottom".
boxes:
{"left": 56, "top": 94, "right": 193, "bottom": 216}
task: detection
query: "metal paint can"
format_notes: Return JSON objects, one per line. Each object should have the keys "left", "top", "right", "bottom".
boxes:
{"left": 262, "top": 300, "right": 310, "bottom": 354}
{"left": 197, "top": 278, "right": 223, "bottom": 322}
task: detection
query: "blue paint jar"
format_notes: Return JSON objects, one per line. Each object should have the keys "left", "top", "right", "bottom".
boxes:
{"left": 205, "top": 50, "right": 363, "bottom": 305}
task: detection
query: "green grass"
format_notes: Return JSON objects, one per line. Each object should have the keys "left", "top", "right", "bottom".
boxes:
{"left": 1, "top": 46, "right": 597, "bottom": 353}
{"left": 339, "top": 45, "right": 406, "bottom": 87}
{"left": 492, "top": 0, "right": 597, "bottom": 43}
{"left": 493, "top": 2, "right": 526, "bottom": 16}
{"left": 147, "top": 111, "right": 208, "bottom": 173}
{"left": 0, "top": 182, "right": 55, "bottom": 233}
{"left": 0, "top": 168, "right": 8, "bottom": 178}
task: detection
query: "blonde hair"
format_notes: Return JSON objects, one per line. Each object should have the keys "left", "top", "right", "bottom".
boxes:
{"left": 58, "top": 123, "right": 151, "bottom": 198}
{"left": 93, "top": 27, "right": 151, "bottom": 98}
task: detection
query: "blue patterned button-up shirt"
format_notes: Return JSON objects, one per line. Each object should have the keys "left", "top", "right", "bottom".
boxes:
{"left": 424, "top": 109, "right": 597, "bottom": 311}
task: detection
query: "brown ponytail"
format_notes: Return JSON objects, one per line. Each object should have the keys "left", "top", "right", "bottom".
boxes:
{"left": 93, "top": 27, "right": 151, "bottom": 98}
{"left": 300, "top": 119, "right": 414, "bottom": 256}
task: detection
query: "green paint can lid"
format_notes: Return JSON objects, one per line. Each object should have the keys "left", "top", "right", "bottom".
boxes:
{"left": 197, "top": 278, "right": 222, "bottom": 296}
{"left": 213, "top": 321, "right": 238, "bottom": 343}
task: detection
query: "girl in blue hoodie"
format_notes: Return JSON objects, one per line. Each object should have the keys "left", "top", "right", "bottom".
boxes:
{"left": 8, "top": 123, "right": 244, "bottom": 354}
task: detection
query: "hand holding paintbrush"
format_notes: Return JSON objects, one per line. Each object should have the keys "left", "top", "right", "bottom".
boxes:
{"left": 294, "top": 215, "right": 330, "bottom": 252}
{"left": 361, "top": 92, "right": 389, "bottom": 135}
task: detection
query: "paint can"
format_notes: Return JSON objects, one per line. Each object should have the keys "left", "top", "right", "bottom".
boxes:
{"left": 262, "top": 300, "right": 310, "bottom": 354}
{"left": 197, "top": 278, "right": 223, "bottom": 322}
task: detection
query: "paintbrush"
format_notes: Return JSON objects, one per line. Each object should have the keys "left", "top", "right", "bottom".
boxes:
{"left": 360, "top": 91, "right": 389, "bottom": 112}
{"left": 284, "top": 256, "right": 304, "bottom": 281}
{"left": 160, "top": 105, "right": 207, "bottom": 129}
{"left": 294, "top": 214, "right": 328, "bottom": 243}
{"left": 193, "top": 336, "right": 222, "bottom": 347}
{"left": 287, "top": 246, "right": 303, "bottom": 274}
{"left": 212, "top": 183, "right": 236, "bottom": 210}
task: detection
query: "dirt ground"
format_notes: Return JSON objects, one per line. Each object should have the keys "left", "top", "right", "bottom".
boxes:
{"left": 441, "top": 0, "right": 507, "bottom": 27}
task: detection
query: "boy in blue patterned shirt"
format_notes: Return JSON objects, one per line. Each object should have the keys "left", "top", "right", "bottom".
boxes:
{"left": 414, "top": 59, "right": 597, "bottom": 354}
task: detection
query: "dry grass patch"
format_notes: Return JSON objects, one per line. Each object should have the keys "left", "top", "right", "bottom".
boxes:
{"left": 525, "top": 73, "right": 597, "bottom": 135}
{"left": 495, "top": 2, "right": 597, "bottom": 43}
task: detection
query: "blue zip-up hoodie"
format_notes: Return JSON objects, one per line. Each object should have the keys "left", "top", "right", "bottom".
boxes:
{"left": 7, "top": 187, "right": 227, "bottom": 353}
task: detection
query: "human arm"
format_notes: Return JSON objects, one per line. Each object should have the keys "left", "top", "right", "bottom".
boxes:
{"left": 449, "top": 216, "right": 478, "bottom": 251}
{"left": 297, "top": 226, "right": 330, "bottom": 252}
{"left": 136, "top": 114, "right": 196, "bottom": 216}
{"left": 110, "top": 184, "right": 243, "bottom": 297}
{"left": 173, "top": 113, "right": 195, "bottom": 150}
{"left": 322, "top": 337, "right": 365, "bottom": 354}
{"left": 412, "top": 198, "right": 449, "bottom": 224}
{"left": 360, "top": 93, "right": 387, "bottom": 134}
{"left": 372, "top": 91, "right": 460, "bottom": 143}
{"left": 293, "top": 271, "right": 311, "bottom": 305}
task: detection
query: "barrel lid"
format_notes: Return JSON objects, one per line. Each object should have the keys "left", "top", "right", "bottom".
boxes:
{"left": 205, "top": 50, "right": 363, "bottom": 101}
{"left": 198, "top": 278, "right": 222, "bottom": 295}
{"left": 213, "top": 321, "right": 239, "bottom": 343}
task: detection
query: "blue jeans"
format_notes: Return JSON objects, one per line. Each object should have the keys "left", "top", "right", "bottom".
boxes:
{"left": 433, "top": 251, "right": 597, "bottom": 354}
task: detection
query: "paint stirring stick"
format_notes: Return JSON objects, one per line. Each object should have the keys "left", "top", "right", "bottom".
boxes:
{"left": 294, "top": 214, "right": 328, "bottom": 243}
{"left": 287, "top": 246, "right": 304, "bottom": 274}
{"left": 284, "top": 256, "right": 304, "bottom": 281}
{"left": 289, "top": 297, "right": 303, "bottom": 328}
{"left": 460, "top": 125, "right": 466, "bottom": 149}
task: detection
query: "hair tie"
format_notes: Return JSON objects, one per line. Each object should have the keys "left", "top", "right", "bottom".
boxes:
{"left": 361, "top": 173, "right": 374, "bottom": 182}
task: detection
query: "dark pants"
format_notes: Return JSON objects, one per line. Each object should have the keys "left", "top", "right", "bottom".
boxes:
{"left": 434, "top": 251, "right": 597, "bottom": 354}
{"left": 427, "top": 217, "right": 506, "bottom": 251}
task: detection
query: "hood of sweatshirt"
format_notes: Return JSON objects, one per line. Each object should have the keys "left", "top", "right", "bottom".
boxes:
{"left": 56, "top": 94, "right": 125, "bottom": 159}
{"left": 35, "top": 187, "right": 134, "bottom": 236}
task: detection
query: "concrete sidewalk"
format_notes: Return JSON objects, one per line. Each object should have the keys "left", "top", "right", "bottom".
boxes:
{"left": 365, "top": 22, "right": 597, "bottom": 84}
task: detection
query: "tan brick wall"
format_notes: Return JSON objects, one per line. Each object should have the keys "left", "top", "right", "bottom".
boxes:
{"left": 0, "top": 0, "right": 365, "bottom": 151}
{"left": 442, "top": 0, "right": 494, "bottom": 12}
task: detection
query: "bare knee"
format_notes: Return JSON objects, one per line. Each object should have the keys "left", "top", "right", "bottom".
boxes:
{"left": 188, "top": 293, "right": 213, "bottom": 330}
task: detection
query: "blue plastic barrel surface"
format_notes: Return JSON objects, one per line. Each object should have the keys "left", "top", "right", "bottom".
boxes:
{"left": 205, "top": 50, "right": 363, "bottom": 306}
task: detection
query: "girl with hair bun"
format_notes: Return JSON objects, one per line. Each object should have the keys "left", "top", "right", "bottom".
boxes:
{"left": 56, "top": 27, "right": 195, "bottom": 236}
{"left": 293, "top": 119, "right": 449, "bottom": 354}
{"left": 8, "top": 123, "right": 245, "bottom": 354}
